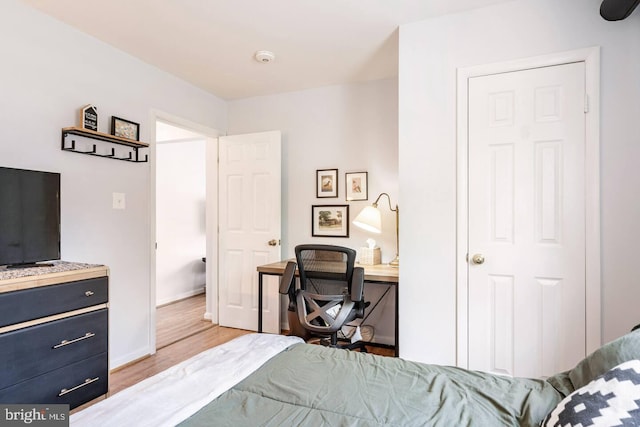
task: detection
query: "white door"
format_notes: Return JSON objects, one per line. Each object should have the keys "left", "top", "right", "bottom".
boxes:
{"left": 467, "top": 62, "right": 586, "bottom": 378}
{"left": 218, "top": 131, "right": 281, "bottom": 333}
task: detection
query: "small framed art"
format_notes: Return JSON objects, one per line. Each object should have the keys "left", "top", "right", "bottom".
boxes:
{"left": 312, "top": 205, "right": 349, "bottom": 237}
{"left": 111, "top": 116, "right": 140, "bottom": 141}
{"left": 80, "top": 104, "right": 98, "bottom": 131}
{"left": 316, "top": 169, "right": 338, "bottom": 198}
{"left": 345, "top": 172, "right": 368, "bottom": 201}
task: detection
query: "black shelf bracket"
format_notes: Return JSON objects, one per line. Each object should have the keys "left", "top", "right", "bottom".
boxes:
{"left": 61, "top": 128, "right": 149, "bottom": 163}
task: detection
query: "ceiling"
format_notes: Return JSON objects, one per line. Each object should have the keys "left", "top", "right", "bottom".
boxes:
{"left": 22, "top": 0, "right": 512, "bottom": 100}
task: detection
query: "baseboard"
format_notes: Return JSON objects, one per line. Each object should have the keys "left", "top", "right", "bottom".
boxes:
{"left": 110, "top": 346, "right": 150, "bottom": 371}
{"left": 156, "top": 287, "right": 205, "bottom": 307}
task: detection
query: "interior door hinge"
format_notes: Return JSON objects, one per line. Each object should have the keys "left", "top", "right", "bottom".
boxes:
{"left": 584, "top": 94, "right": 589, "bottom": 113}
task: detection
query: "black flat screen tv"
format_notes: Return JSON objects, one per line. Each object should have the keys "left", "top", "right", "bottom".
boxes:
{"left": 0, "top": 167, "right": 61, "bottom": 268}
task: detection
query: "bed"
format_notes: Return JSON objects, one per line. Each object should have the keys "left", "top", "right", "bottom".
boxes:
{"left": 71, "top": 331, "right": 640, "bottom": 426}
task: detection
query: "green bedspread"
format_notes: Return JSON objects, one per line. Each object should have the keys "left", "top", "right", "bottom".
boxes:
{"left": 180, "top": 343, "right": 562, "bottom": 426}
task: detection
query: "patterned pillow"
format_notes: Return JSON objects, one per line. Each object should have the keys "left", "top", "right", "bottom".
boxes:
{"left": 543, "top": 360, "right": 640, "bottom": 427}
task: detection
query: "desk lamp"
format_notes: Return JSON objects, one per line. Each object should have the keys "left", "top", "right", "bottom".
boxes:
{"left": 352, "top": 192, "right": 399, "bottom": 267}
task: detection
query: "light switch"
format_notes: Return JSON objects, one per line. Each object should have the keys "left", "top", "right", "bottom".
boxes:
{"left": 113, "top": 192, "right": 126, "bottom": 210}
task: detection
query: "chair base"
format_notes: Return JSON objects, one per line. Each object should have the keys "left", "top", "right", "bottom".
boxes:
{"left": 313, "top": 337, "right": 368, "bottom": 352}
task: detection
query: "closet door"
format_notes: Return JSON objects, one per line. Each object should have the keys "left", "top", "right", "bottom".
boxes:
{"left": 467, "top": 62, "right": 586, "bottom": 378}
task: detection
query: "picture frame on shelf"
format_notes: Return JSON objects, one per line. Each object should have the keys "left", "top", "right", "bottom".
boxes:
{"left": 316, "top": 169, "right": 338, "bottom": 198}
{"left": 345, "top": 172, "right": 368, "bottom": 201}
{"left": 111, "top": 116, "right": 140, "bottom": 141}
{"left": 312, "top": 205, "right": 349, "bottom": 237}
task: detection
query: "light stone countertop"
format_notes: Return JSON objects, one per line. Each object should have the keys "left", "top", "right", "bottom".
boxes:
{"left": 0, "top": 261, "right": 108, "bottom": 293}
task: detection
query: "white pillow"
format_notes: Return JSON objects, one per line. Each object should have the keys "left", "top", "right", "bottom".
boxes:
{"left": 543, "top": 360, "right": 640, "bottom": 427}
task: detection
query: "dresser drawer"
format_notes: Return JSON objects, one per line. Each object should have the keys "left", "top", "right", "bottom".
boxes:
{"left": 0, "top": 276, "right": 108, "bottom": 327}
{"left": 0, "top": 309, "right": 108, "bottom": 389}
{"left": 0, "top": 352, "right": 108, "bottom": 410}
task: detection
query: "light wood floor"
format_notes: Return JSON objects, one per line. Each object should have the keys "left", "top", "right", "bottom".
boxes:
{"left": 156, "top": 293, "right": 214, "bottom": 349}
{"left": 110, "top": 324, "right": 250, "bottom": 395}
{"left": 108, "top": 294, "right": 394, "bottom": 398}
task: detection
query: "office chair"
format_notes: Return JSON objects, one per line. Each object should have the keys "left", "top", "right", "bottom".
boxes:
{"left": 279, "top": 244, "right": 367, "bottom": 351}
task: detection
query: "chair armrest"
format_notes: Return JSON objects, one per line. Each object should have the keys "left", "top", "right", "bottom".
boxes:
{"left": 279, "top": 261, "right": 297, "bottom": 294}
{"left": 351, "top": 267, "right": 364, "bottom": 302}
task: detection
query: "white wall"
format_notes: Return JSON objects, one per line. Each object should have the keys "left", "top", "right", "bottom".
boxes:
{"left": 227, "top": 80, "right": 399, "bottom": 343}
{"left": 0, "top": 1, "right": 227, "bottom": 368}
{"left": 398, "top": 0, "right": 640, "bottom": 365}
{"left": 156, "top": 139, "right": 206, "bottom": 306}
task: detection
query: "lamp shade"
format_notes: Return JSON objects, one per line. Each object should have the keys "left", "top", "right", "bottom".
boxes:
{"left": 352, "top": 205, "right": 382, "bottom": 233}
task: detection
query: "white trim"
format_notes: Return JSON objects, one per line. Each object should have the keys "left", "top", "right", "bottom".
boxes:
{"left": 148, "top": 109, "right": 220, "bottom": 356}
{"left": 455, "top": 47, "right": 601, "bottom": 368}
{"left": 456, "top": 67, "right": 470, "bottom": 368}
{"left": 156, "top": 137, "right": 207, "bottom": 145}
{"left": 583, "top": 49, "right": 601, "bottom": 357}
{"left": 204, "top": 134, "right": 219, "bottom": 324}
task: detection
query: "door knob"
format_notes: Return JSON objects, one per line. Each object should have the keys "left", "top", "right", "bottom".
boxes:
{"left": 471, "top": 254, "right": 485, "bottom": 265}
{"left": 268, "top": 239, "right": 278, "bottom": 246}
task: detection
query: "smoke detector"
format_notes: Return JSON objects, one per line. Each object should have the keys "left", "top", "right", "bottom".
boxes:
{"left": 254, "top": 50, "right": 275, "bottom": 63}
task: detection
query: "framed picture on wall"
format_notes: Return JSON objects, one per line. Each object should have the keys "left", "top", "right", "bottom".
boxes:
{"left": 111, "top": 116, "right": 140, "bottom": 141}
{"left": 316, "top": 169, "right": 338, "bottom": 198}
{"left": 312, "top": 205, "right": 349, "bottom": 237}
{"left": 345, "top": 172, "right": 368, "bottom": 201}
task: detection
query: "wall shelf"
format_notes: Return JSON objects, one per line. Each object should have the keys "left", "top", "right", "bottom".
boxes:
{"left": 61, "top": 127, "right": 149, "bottom": 163}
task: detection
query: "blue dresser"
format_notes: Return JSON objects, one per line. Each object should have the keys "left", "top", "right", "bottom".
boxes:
{"left": 0, "top": 262, "right": 109, "bottom": 409}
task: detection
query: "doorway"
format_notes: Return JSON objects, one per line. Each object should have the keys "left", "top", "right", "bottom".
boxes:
{"left": 155, "top": 121, "right": 208, "bottom": 348}
{"left": 455, "top": 47, "right": 601, "bottom": 375}
{"left": 150, "top": 112, "right": 220, "bottom": 353}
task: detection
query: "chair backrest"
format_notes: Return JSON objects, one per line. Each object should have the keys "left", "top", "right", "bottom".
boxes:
{"left": 294, "top": 244, "right": 356, "bottom": 294}
{"left": 287, "top": 245, "right": 365, "bottom": 336}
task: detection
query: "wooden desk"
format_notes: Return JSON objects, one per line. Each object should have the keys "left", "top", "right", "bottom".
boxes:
{"left": 256, "top": 260, "right": 399, "bottom": 355}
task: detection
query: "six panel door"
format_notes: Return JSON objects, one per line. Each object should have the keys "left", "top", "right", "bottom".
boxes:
{"left": 467, "top": 62, "right": 587, "bottom": 378}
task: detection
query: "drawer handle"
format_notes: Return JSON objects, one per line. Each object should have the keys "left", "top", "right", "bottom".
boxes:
{"left": 58, "top": 377, "right": 99, "bottom": 397}
{"left": 53, "top": 332, "right": 96, "bottom": 349}
{"left": 85, "top": 290, "right": 95, "bottom": 297}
